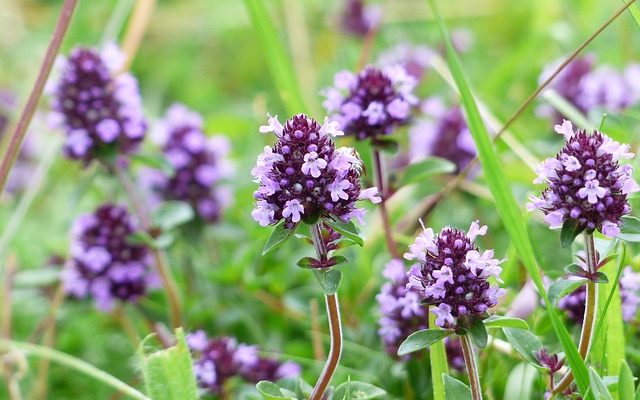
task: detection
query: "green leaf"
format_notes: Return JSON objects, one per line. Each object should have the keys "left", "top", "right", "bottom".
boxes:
{"left": 296, "top": 257, "right": 317, "bottom": 269}
{"left": 127, "top": 231, "right": 176, "bottom": 250}
{"left": 255, "top": 381, "right": 297, "bottom": 399}
{"left": 443, "top": 375, "right": 472, "bottom": 400}
{"left": 132, "top": 153, "right": 174, "bottom": 175}
{"left": 548, "top": 278, "right": 588, "bottom": 305}
{"left": 397, "top": 329, "right": 452, "bottom": 356}
{"left": 483, "top": 315, "right": 528, "bottom": 330}
{"left": 329, "top": 255, "right": 348, "bottom": 267}
{"left": 592, "top": 271, "right": 609, "bottom": 284}
{"left": 313, "top": 269, "right": 342, "bottom": 295}
{"left": 502, "top": 328, "right": 543, "bottom": 366}
{"left": 138, "top": 328, "right": 198, "bottom": 400}
{"left": 504, "top": 363, "right": 537, "bottom": 400}
{"left": 589, "top": 367, "right": 613, "bottom": 400}
{"left": 465, "top": 317, "right": 488, "bottom": 348}
{"left": 400, "top": 157, "right": 456, "bottom": 187}
{"left": 242, "top": 0, "right": 306, "bottom": 115}
{"left": 333, "top": 381, "right": 386, "bottom": 399}
{"left": 371, "top": 137, "right": 399, "bottom": 154}
{"left": 324, "top": 219, "right": 364, "bottom": 246}
{"left": 625, "top": 0, "right": 640, "bottom": 32}
{"left": 619, "top": 361, "right": 635, "bottom": 400}
{"left": 561, "top": 219, "right": 583, "bottom": 248}
{"left": 619, "top": 216, "right": 640, "bottom": 242}
{"left": 152, "top": 201, "right": 195, "bottom": 232}
{"left": 277, "top": 378, "right": 313, "bottom": 399}
{"left": 263, "top": 220, "right": 295, "bottom": 256}
{"left": 565, "top": 263, "right": 587, "bottom": 276}
{"left": 428, "top": 0, "right": 591, "bottom": 393}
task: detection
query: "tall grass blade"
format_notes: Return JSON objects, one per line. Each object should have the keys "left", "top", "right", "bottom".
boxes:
{"left": 426, "top": 0, "right": 591, "bottom": 395}
{"left": 243, "top": 0, "right": 307, "bottom": 115}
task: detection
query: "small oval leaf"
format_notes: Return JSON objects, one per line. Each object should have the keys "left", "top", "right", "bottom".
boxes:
{"left": 548, "top": 278, "right": 588, "bottom": 306}
{"left": 263, "top": 221, "right": 295, "bottom": 256}
{"left": 444, "top": 375, "right": 472, "bottom": 400}
{"left": 483, "top": 315, "right": 528, "bottom": 330}
{"left": 333, "top": 381, "right": 386, "bottom": 399}
{"left": 397, "top": 329, "right": 452, "bottom": 356}
{"left": 400, "top": 157, "right": 456, "bottom": 187}
{"left": 324, "top": 219, "right": 364, "bottom": 247}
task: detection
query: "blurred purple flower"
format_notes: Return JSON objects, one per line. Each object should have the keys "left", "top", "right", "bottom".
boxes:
{"left": 405, "top": 220, "right": 505, "bottom": 329}
{"left": 62, "top": 203, "right": 158, "bottom": 311}
{"left": 538, "top": 55, "right": 640, "bottom": 121}
{"left": 186, "top": 330, "right": 300, "bottom": 396}
{"left": 323, "top": 66, "right": 418, "bottom": 140}
{"left": 340, "top": 0, "right": 381, "bottom": 37}
{"left": 409, "top": 98, "right": 475, "bottom": 172}
{"left": 377, "top": 44, "right": 435, "bottom": 81}
{"left": 48, "top": 43, "right": 146, "bottom": 165}
{"left": 252, "top": 113, "right": 379, "bottom": 229}
{"left": 144, "top": 104, "right": 232, "bottom": 223}
{"left": 528, "top": 120, "right": 638, "bottom": 237}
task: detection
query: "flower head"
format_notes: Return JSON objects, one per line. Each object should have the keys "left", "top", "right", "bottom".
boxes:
{"left": 340, "top": 0, "right": 381, "bottom": 37}
{"left": 252, "top": 114, "right": 377, "bottom": 228}
{"left": 528, "top": 120, "right": 638, "bottom": 237}
{"left": 144, "top": 104, "right": 231, "bottom": 222}
{"left": 62, "top": 204, "right": 158, "bottom": 311}
{"left": 48, "top": 44, "right": 146, "bottom": 165}
{"left": 405, "top": 221, "right": 505, "bottom": 328}
{"left": 409, "top": 98, "right": 475, "bottom": 172}
{"left": 186, "top": 330, "right": 300, "bottom": 396}
{"left": 323, "top": 66, "right": 417, "bottom": 140}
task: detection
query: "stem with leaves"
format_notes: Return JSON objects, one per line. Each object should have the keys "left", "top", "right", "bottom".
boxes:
{"left": 372, "top": 150, "right": 400, "bottom": 258}
{"left": 552, "top": 233, "right": 599, "bottom": 395}
{"left": 460, "top": 334, "right": 482, "bottom": 400}
{"left": 309, "top": 224, "right": 343, "bottom": 400}
{"left": 0, "top": 0, "right": 78, "bottom": 196}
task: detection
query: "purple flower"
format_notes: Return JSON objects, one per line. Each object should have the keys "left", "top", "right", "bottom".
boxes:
{"left": 377, "top": 43, "right": 435, "bottom": 81}
{"left": 252, "top": 114, "right": 378, "bottom": 229}
{"left": 145, "top": 104, "right": 231, "bottom": 223}
{"left": 376, "top": 259, "right": 427, "bottom": 355}
{"left": 528, "top": 120, "right": 638, "bottom": 237}
{"left": 62, "top": 203, "right": 158, "bottom": 311}
{"left": 340, "top": 0, "right": 381, "bottom": 37}
{"left": 444, "top": 337, "right": 465, "bottom": 372}
{"left": 538, "top": 55, "right": 640, "bottom": 121}
{"left": 186, "top": 330, "right": 300, "bottom": 396}
{"left": 323, "top": 66, "right": 418, "bottom": 140}
{"left": 48, "top": 44, "right": 147, "bottom": 165}
{"left": 409, "top": 98, "right": 475, "bottom": 172}
{"left": 405, "top": 221, "right": 505, "bottom": 329}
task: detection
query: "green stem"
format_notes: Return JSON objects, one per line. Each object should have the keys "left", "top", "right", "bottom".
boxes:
{"left": 309, "top": 224, "right": 343, "bottom": 400}
{"left": 460, "top": 334, "right": 482, "bottom": 400}
{"left": 372, "top": 149, "right": 399, "bottom": 259}
{"left": 552, "top": 233, "right": 599, "bottom": 395}
{"left": 0, "top": 339, "right": 150, "bottom": 400}
{"left": 0, "top": 0, "right": 78, "bottom": 195}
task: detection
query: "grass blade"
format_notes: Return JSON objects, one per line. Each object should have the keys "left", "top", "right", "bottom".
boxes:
{"left": 243, "top": 0, "right": 307, "bottom": 115}
{"left": 426, "top": 0, "right": 591, "bottom": 395}
{"left": 429, "top": 313, "right": 448, "bottom": 400}
{"left": 624, "top": 0, "right": 640, "bottom": 29}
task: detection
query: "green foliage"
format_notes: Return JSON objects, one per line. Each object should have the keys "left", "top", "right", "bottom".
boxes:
{"left": 332, "top": 380, "right": 386, "bottom": 399}
{"left": 399, "top": 156, "right": 456, "bottom": 187}
{"left": 262, "top": 220, "right": 295, "bottom": 255}
{"left": 397, "top": 329, "right": 453, "bottom": 356}
{"left": 618, "top": 361, "right": 635, "bottom": 400}
{"left": 443, "top": 375, "right": 472, "bottom": 400}
{"left": 483, "top": 315, "right": 529, "bottom": 330}
{"left": 548, "top": 278, "right": 588, "bottom": 305}
{"left": 313, "top": 268, "right": 343, "bottom": 295}
{"left": 152, "top": 201, "right": 195, "bottom": 231}
{"left": 137, "top": 328, "right": 198, "bottom": 400}
{"left": 324, "top": 219, "right": 365, "bottom": 247}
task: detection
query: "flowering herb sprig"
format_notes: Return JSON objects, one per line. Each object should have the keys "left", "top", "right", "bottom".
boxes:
{"left": 252, "top": 113, "right": 378, "bottom": 400}
{"left": 186, "top": 330, "right": 300, "bottom": 397}
{"left": 528, "top": 120, "right": 639, "bottom": 244}
{"left": 48, "top": 43, "right": 147, "bottom": 166}
{"left": 397, "top": 221, "right": 522, "bottom": 400}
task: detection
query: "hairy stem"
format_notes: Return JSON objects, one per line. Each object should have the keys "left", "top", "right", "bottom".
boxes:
{"left": 372, "top": 150, "right": 400, "bottom": 258}
{"left": 0, "top": 0, "right": 78, "bottom": 196}
{"left": 114, "top": 167, "right": 183, "bottom": 330}
{"left": 309, "top": 224, "right": 343, "bottom": 400}
{"left": 460, "top": 334, "right": 482, "bottom": 400}
{"left": 552, "top": 233, "right": 599, "bottom": 395}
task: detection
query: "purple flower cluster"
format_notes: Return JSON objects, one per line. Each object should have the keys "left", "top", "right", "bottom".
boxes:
{"left": 528, "top": 120, "right": 639, "bottom": 237}
{"left": 252, "top": 114, "right": 380, "bottom": 229}
{"left": 48, "top": 44, "right": 146, "bottom": 164}
{"left": 538, "top": 56, "right": 640, "bottom": 120}
{"left": 186, "top": 330, "right": 300, "bottom": 396}
{"left": 62, "top": 204, "right": 158, "bottom": 311}
{"left": 144, "top": 104, "right": 231, "bottom": 222}
{"left": 377, "top": 259, "right": 427, "bottom": 355}
{"left": 340, "top": 0, "right": 381, "bottom": 37}
{"left": 409, "top": 98, "right": 475, "bottom": 172}
{"left": 558, "top": 267, "right": 640, "bottom": 323}
{"left": 405, "top": 221, "right": 505, "bottom": 328}
{"left": 323, "top": 66, "right": 418, "bottom": 140}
